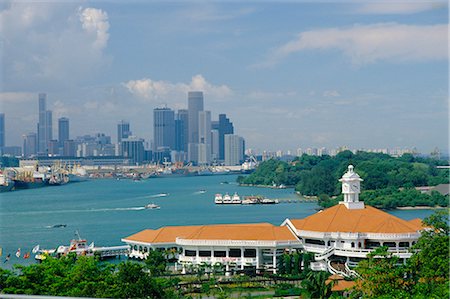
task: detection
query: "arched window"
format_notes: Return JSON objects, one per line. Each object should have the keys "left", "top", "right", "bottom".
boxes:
{"left": 133, "top": 245, "right": 137, "bottom": 251}
{"left": 351, "top": 242, "right": 355, "bottom": 248}
{"left": 139, "top": 246, "right": 143, "bottom": 252}
{"left": 327, "top": 241, "right": 331, "bottom": 246}
{"left": 358, "top": 242, "right": 362, "bottom": 248}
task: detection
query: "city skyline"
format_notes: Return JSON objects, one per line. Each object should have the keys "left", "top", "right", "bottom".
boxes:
{"left": 0, "top": 1, "right": 448, "bottom": 154}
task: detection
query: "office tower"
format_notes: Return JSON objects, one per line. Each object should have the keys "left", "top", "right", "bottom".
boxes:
{"left": 58, "top": 117, "right": 69, "bottom": 147}
{"left": 153, "top": 107, "right": 175, "bottom": 151}
{"left": 0, "top": 113, "right": 4, "bottom": 151}
{"left": 117, "top": 120, "right": 131, "bottom": 144}
{"left": 48, "top": 139, "right": 59, "bottom": 156}
{"left": 63, "top": 140, "right": 76, "bottom": 157}
{"left": 175, "top": 109, "right": 188, "bottom": 152}
{"left": 224, "top": 134, "right": 245, "bottom": 166}
{"left": 218, "top": 114, "right": 234, "bottom": 160}
{"left": 187, "top": 91, "right": 203, "bottom": 163}
{"left": 121, "top": 136, "right": 145, "bottom": 165}
{"left": 198, "top": 111, "right": 211, "bottom": 165}
{"left": 37, "top": 93, "right": 52, "bottom": 154}
{"left": 23, "top": 132, "right": 37, "bottom": 157}
{"left": 211, "top": 129, "right": 219, "bottom": 161}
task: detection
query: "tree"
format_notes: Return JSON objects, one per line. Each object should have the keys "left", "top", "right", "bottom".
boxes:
{"left": 144, "top": 249, "right": 167, "bottom": 276}
{"left": 301, "top": 271, "right": 333, "bottom": 299}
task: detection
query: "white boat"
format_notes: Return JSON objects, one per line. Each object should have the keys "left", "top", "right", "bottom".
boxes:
{"left": 261, "top": 198, "right": 279, "bottom": 204}
{"left": 222, "top": 193, "right": 232, "bottom": 204}
{"left": 35, "top": 232, "right": 129, "bottom": 261}
{"left": 145, "top": 203, "right": 160, "bottom": 209}
{"left": 231, "top": 192, "right": 241, "bottom": 204}
{"left": 199, "top": 189, "right": 207, "bottom": 194}
{"left": 214, "top": 194, "right": 223, "bottom": 204}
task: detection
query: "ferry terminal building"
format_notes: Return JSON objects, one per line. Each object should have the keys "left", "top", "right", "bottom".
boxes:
{"left": 122, "top": 165, "right": 424, "bottom": 276}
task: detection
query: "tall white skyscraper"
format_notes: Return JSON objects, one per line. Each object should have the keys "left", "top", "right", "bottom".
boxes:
{"left": 224, "top": 134, "right": 245, "bottom": 166}
{"left": 187, "top": 91, "right": 204, "bottom": 164}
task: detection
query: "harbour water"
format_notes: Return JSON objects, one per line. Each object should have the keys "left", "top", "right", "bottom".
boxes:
{"left": 0, "top": 175, "right": 436, "bottom": 267}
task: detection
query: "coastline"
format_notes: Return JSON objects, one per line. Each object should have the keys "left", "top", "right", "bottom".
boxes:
{"left": 396, "top": 206, "right": 446, "bottom": 210}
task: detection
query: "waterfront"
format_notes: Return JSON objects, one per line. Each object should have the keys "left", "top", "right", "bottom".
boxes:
{"left": 0, "top": 175, "right": 436, "bottom": 267}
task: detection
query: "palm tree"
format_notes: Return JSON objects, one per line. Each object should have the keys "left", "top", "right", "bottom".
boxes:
{"left": 301, "top": 271, "right": 333, "bottom": 299}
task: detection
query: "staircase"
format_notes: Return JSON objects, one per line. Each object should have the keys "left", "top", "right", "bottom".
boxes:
{"left": 314, "top": 247, "right": 335, "bottom": 261}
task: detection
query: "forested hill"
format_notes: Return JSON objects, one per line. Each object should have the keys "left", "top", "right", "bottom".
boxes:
{"left": 237, "top": 151, "right": 449, "bottom": 209}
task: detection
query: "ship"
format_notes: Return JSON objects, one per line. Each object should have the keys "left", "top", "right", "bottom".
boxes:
{"left": 13, "top": 171, "right": 48, "bottom": 189}
{"left": 222, "top": 193, "right": 232, "bottom": 204}
{"left": 231, "top": 192, "right": 242, "bottom": 204}
{"left": 214, "top": 193, "right": 223, "bottom": 204}
{"left": 34, "top": 231, "right": 129, "bottom": 261}
{"left": 0, "top": 171, "right": 14, "bottom": 192}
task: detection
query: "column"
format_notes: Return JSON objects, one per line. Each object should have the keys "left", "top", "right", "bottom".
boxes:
{"left": 272, "top": 248, "right": 277, "bottom": 274}
{"left": 225, "top": 248, "right": 230, "bottom": 273}
{"left": 256, "top": 248, "right": 260, "bottom": 271}
{"left": 240, "top": 247, "right": 244, "bottom": 270}
{"left": 396, "top": 242, "right": 399, "bottom": 251}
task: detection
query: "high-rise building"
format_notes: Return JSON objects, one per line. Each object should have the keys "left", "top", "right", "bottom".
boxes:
{"left": 0, "top": 113, "right": 4, "bottom": 151}
{"left": 23, "top": 132, "right": 37, "bottom": 158}
{"left": 58, "top": 117, "right": 69, "bottom": 147}
{"left": 153, "top": 107, "right": 175, "bottom": 151}
{"left": 187, "top": 91, "right": 203, "bottom": 163}
{"left": 198, "top": 111, "right": 211, "bottom": 165}
{"left": 117, "top": 120, "right": 131, "bottom": 144}
{"left": 37, "top": 93, "right": 52, "bottom": 155}
{"left": 224, "top": 134, "right": 245, "bottom": 166}
{"left": 63, "top": 140, "right": 76, "bottom": 157}
{"left": 175, "top": 109, "right": 188, "bottom": 152}
{"left": 121, "top": 136, "right": 145, "bottom": 165}
{"left": 211, "top": 129, "right": 219, "bottom": 161}
{"left": 218, "top": 114, "right": 234, "bottom": 160}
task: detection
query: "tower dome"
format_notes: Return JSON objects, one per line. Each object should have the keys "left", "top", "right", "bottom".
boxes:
{"left": 339, "top": 165, "right": 364, "bottom": 209}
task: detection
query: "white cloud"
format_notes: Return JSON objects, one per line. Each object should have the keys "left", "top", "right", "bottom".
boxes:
{"left": 0, "top": 2, "right": 111, "bottom": 90}
{"left": 356, "top": 2, "right": 446, "bottom": 15}
{"left": 123, "top": 74, "right": 232, "bottom": 102}
{"left": 323, "top": 90, "right": 340, "bottom": 97}
{"left": 260, "top": 23, "right": 447, "bottom": 67}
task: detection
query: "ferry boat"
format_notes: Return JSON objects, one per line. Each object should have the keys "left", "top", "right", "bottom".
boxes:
{"left": 35, "top": 232, "right": 129, "bottom": 261}
{"left": 261, "top": 198, "right": 279, "bottom": 204}
{"left": 222, "top": 193, "right": 232, "bottom": 204}
{"left": 214, "top": 194, "right": 223, "bottom": 204}
{"left": 231, "top": 192, "right": 241, "bottom": 204}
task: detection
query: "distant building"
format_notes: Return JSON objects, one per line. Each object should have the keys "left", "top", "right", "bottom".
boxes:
{"left": 37, "top": 93, "right": 52, "bottom": 155}
{"left": 121, "top": 136, "right": 145, "bottom": 165}
{"left": 0, "top": 113, "right": 4, "bottom": 151}
{"left": 217, "top": 114, "right": 234, "bottom": 161}
{"left": 224, "top": 134, "right": 245, "bottom": 166}
{"left": 175, "top": 109, "right": 188, "bottom": 153}
{"left": 117, "top": 120, "right": 131, "bottom": 144}
{"left": 58, "top": 117, "right": 69, "bottom": 148}
{"left": 23, "top": 132, "right": 37, "bottom": 158}
{"left": 48, "top": 139, "right": 59, "bottom": 156}
{"left": 187, "top": 91, "right": 204, "bottom": 164}
{"left": 198, "top": 111, "right": 211, "bottom": 165}
{"left": 153, "top": 107, "right": 175, "bottom": 151}
{"left": 211, "top": 129, "right": 219, "bottom": 161}
{"left": 63, "top": 140, "right": 76, "bottom": 157}
{"left": 2, "top": 146, "right": 22, "bottom": 157}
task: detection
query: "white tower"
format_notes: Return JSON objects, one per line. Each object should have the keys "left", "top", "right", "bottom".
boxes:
{"left": 339, "top": 165, "right": 364, "bottom": 209}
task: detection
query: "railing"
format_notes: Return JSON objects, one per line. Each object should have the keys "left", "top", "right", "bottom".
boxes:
{"left": 314, "top": 247, "right": 335, "bottom": 261}
{"left": 327, "top": 260, "right": 348, "bottom": 277}
{"left": 178, "top": 256, "right": 257, "bottom": 265}
{"left": 344, "top": 262, "right": 361, "bottom": 278}
{"left": 176, "top": 238, "right": 301, "bottom": 247}
{"left": 297, "top": 230, "right": 420, "bottom": 240}
{"left": 310, "top": 261, "right": 327, "bottom": 271}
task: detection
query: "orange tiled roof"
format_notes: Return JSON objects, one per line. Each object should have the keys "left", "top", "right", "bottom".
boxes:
{"left": 289, "top": 204, "right": 423, "bottom": 234}
{"left": 123, "top": 223, "right": 298, "bottom": 244}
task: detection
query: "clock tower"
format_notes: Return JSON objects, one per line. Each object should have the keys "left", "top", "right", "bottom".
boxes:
{"left": 339, "top": 165, "right": 364, "bottom": 209}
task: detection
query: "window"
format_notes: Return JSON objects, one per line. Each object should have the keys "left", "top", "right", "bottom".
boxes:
{"left": 199, "top": 250, "right": 211, "bottom": 257}
{"left": 133, "top": 245, "right": 137, "bottom": 251}
{"left": 214, "top": 251, "right": 226, "bottom": 257}
{"left": 139, "top": 246, "right": 143, "bottom": 252}
{"left": 229, "top": 248, "right": 241, "bottom": 257}
{"left": 143, "top": 247, "right": 148, "bottom": 252}
{"left": 305, "top": 239, "right": 325, "bottom": 246}
{"left": 383, "top": 242, "right": 396, "bottom": 248}
{"left": 358, "top": 242, "right": 362, "bottom": 248}
{"left": 185, "top": 250, "right": 196, "bottom": 257}
{"left": 399, "top": 242, "right": 409, "bottom": 248}
{"left": 244, "top": 249, "right": 256, "bottom": 258}
{"left": 351, "top": 242, "right": 355, "bottom": 248}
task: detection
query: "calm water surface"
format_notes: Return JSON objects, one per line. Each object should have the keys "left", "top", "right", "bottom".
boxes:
{"left": 0, "top": 175, "right": 435, "bottom": 267}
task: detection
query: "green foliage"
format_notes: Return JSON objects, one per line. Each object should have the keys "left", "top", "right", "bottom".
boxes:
{"left": 274, "top": 283, "right": 302, "bottom": 296}
{"left": 0, "top": 256, "right": 177, "bottom": 298}
{"left": 353, "top": 210, "right": 450, "bottom": 299}
{"left": 300, "top": 271, "right": 333, "bottom": 299}
{"left": 144, "top": 249, "right": 167, "bottom": 276}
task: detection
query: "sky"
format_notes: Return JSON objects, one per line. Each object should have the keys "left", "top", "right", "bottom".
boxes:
{"left": 0, "top": 1, "right": 448, "bottom": 155}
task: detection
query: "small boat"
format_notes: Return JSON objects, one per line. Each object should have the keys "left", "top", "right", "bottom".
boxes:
{"left": 261, "top": 198, "right": 279, "bottom": 204}
{"left": 145, "top": 203, "right": 160, "bottom": 209}
{"left": 199, "top": 189, "right": 207, "bottom": 194}
{"left": 214, "top": 193, "right": 223, "bottom": 204}
{"left": 220, "top": 181, "right": 229, "bottom": 185}
{"left": 52, "top": 224, "right": 67, "bottom": 228}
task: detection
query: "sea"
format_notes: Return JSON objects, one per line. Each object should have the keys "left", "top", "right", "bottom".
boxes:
{"left": 0, "top": 174, "right": 436, "bottom": 268}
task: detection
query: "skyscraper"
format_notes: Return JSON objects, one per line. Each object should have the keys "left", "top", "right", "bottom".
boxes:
{"left": 187, "top": 91, "right": 204, "bottom": 164}
{"left": 0, "top": 113, "right": 4, "bottom": 151}
{"left": 58, "top": 117, "right": 69, "bottom": 147}
{"left": 37, "top": 93, "right": 52, "bottom": 155}
{"left": 198, "top": 111, "right": 211, "bottom": 164}
{"left": 23, "top": 132, "right": 37, "bottom": 158}
{"left": 153, "top": 107, "right": 175, "bottom": 151}
{"left": 121, "top": 136, "right": 145, "bottom": 165}
{"left": 117, "top": 120, "right": 131, "bottom": 144}
{"left": 224, "top": 134, "right": 245, "bottom": 166}
{"left": 175, "top": 109, "right": 188, "bottom": 152}
{"left": 218, "top": 114, "right": 234, "bottom": 160}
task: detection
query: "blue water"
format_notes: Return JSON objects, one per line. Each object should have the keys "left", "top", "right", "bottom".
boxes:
{"left": 0, "top": 175, "right": 436, "bottom": 267}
